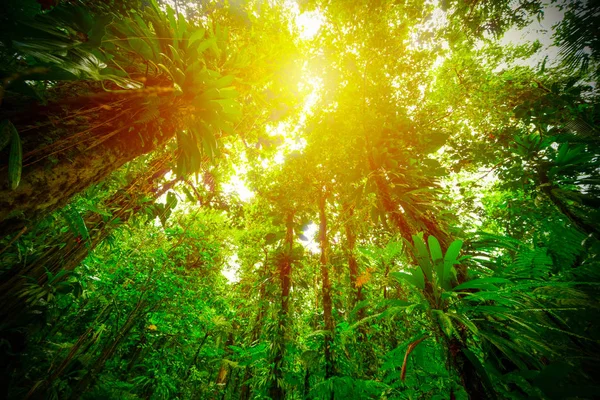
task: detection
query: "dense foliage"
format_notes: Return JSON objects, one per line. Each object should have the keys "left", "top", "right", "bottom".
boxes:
{"left": 0, "top": 0, "right": 598, "bottom": 399}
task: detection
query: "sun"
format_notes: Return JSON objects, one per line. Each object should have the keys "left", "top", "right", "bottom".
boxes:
{"left": 296, "top": 11, "right": 324, "bottom": 40}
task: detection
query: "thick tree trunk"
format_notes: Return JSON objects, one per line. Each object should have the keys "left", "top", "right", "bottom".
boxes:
{"left": 0, "top": 153, "right": 175, "bottom": 325}
{"left": 0, "top": 86, "right": 178, "bottom": 237}
{"left": 269, "top": 212, "right": 294, "bottom": 399}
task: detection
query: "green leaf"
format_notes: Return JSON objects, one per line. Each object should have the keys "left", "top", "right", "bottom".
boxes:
{"left": 127, "top": 37, "right": 154, "bottom": 60}
{"left": 209, "top": 75, "right": 234, "bottom": 89}
{"left": 8, "top": 122, "right": 22, "bottom": 190}
{"left": 390, "top": 270, "right": 424, "bottom": 290}
{"left": 63, "top": 205, "right": 90, "bottom": 242}
{"left": 181, "top": 185, "right": 196, "bottom": 202}
{"left": 86, "top": 14, "right": 112, "bottom": 48}
{"left": 453, "top": 277, "right": 511, "bottom": 291}
{"left": 84, "top": 203, "right": 112, "bottom": 217}
{"left": 433, "top": 309, "right": 455, "bottom": 338}
{"left": 166, "top": 191, "right": 178, "bottom": 210}
{"left": 428, "top": 235, "right": 444, "bottom": 287}
{"left": 217, "top": 87, "right": 239, "bottom": 99}
{"left": 196, "top": 38, "right": 216, "bottom": 55}
{"left": 168, "top": 44, "right": 181, "bottom": 64}
{"left": 462, "top": 348, "right": 497, "bottom": 399}
{"left": 428, "top": 236, "right": 443, "bottom": 262}
{"left": 412, "top": 234, "right": 432, "bottom": 282}
{"left": 188, "top": 28, "right": 206, "bottom": 47}
{"left": 443, "top": 240, "right": 462, "bottom": 290}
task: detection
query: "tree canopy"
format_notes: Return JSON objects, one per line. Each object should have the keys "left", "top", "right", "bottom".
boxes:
{"left": 0, "top": 0, "right": 598, "bottom": 399}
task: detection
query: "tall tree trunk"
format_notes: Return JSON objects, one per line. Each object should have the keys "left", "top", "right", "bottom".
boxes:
{"left": 366, "top": 152, "right": 413, "bottom": 242}
{"left": 366, "top": 147, "right": 487, "bottom": 398}
{"left": 538, "top": 165, "right": 599, "bottom": 238}
{"left": 0, "top": 86, "right": 178, "bottom": 237}
{"left": 216, "top": 332, "right": 235, "bottom": 389}
{"left": 268, "top": 211, "right": 294, "bottom": 399}
{"left": 0, "top": 153, "right": 176, "bottom": 325}
{"left": 342, "top": 203, "right": 364, "bottom": 318}
{"left": 240, "top": 249, "right": 269, "bottom": 400}
{"left": 319, "top": 192, "right": 335, "bottom": 383}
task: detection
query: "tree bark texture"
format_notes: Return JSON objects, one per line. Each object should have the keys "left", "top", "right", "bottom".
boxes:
{"left": 0, "top": 153, "right": 175, "bottom": 325}
{"left": 0, "top": 85, "right": 179, "bottom": 237}
{"left": 269, "top": 211, "right": 294, "bottom": 399}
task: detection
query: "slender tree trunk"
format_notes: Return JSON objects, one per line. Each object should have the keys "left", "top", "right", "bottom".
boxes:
{"left": 184, "top": 332, "right": 210, "bottom": 380}
{"left": 538, "top": 166, "right": 599, "bottom": 238}
{"left": 216, "top": 332, "right": 235, "bottom": 389}
{"left": 240, "top": 249, "right": 269, "bottom": 400}
{"left": 24, "top": 303, "right": 114, "bottom": 399}
{"left": 304, "top": 366, "right": 311, "bottom": 398}
{"left": 70, "top": 297, "right": 148, "bottom": 398}
{"left": 343, "top": 204, "right": 364, "bottom": 318}
{"left": 366, "top": 152, "right": 413, "bottom": 242}
{"left": 319, "top": 192, "right": 335, "bottom": 383}
{"left": 268, "top": 212, "right": 294, "bottom": 399}
{"left": 383, "top": 261, "right": 389, "bottom": 299}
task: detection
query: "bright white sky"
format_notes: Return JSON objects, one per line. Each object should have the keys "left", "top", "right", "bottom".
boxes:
{"left": 501, "top": 3, "right": 564, "bottom": 67}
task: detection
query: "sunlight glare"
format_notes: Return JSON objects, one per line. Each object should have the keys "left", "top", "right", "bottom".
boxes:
{"left": 300, "top": 222, "right": 320, "bottom": 254}
{"left": 223, "top": 254, "right": 241, "bottom": 283}
{"left": 296, "top": 11, "right": 324, "bottom": 40}
{"left": 222, "top": 172, "right": 254, "bottom": 202}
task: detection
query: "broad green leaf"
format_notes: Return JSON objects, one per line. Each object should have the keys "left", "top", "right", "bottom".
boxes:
{"left": 209, "top": 75, "right": 235, "bottom": 89}
{"left": 188, "top": 28, "right": 206, "bottom": 47}
{"left": 166, "top": 191, "right": 178, "bottom": 210}
{"left": 428, "top": 236, "right": 443, "bottom": 262}
{"left": 463, "top": 348, "right": 497, "bottom": 399}
{"left": 390, "top": 270, "right": 425, "bottom": 290}
{"left": 174, "top": 67, "right": 185, "bottom": 86}
{"left": 157, "top": 63, "right": 175, "bottom": 81}
{"left": 127, "top": 37, "right": 154, "bottom": 60}
{"left": 412, "top": 234, "right": 432, "bottom": 282}
{"left": 196, "top": 38, "right": 216, "bottom": 55}
{"left": 168, "top": 44, "right": 181, "bottom": 64}
{"left": 8, "top": 122, "right": 22, "bottom": 190}
{"left": 428, "top": 236, "right": 444, "bottom": 287}
{"left": 443, "top": 239, "right": 463, "bottom": 289}
{"left": 217, "top": 87, "right": 239, "bottom": 99}
{"left": 433, "top": 309, "right": 455, "bottom": 338}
